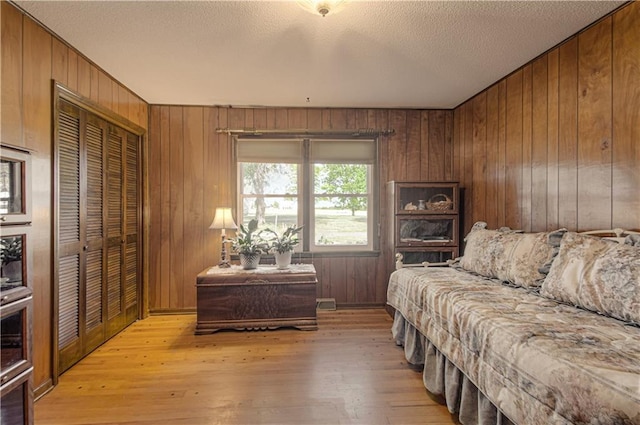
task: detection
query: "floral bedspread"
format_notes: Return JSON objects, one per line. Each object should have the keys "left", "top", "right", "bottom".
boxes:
{"left": 387, "top": 267, "right": 640, "bottom": 425}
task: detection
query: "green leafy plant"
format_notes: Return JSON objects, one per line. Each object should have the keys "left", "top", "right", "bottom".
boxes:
{"left": 262, "top": 225, "right": 303, "bottom": 254}
{"left": 0, "top": 237, "right": 22, "bottom": 265}
{"left": 230, "top": 219, "right": 269, "bottom": 255}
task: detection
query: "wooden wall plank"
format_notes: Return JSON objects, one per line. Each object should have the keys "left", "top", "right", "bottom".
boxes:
{"left": 558, "top": 37, "right": 579, "bottom": 231}
{"left": 405, "top": 110, "right": 421, "bottom": 180}
{"left": 521, "top": 65, "right": 533, "bottom": 232}
{"left": 463, "top": 101, "right": 474, "bottom": 233}
{"left": 330, "top": 109, "right": 347, "bottom": 129}
{"left": 505, "top": 70, "right": 523, "bottom": 230}
{"left": 77, "top": 57, "right": 91, "bottom": 99}
{"left": 306, "top": 109, "right": 322, "bottom": 129}
{"left": 148, "top": 106, "right": 161, "bottom": 310}
{"left": 531, "top": 56, "right": 548, "bottom": 231}
{"left": 288, "top": 108, "right": 307, "bottom": 128}
{"left": 485, "top": 85, "right": 499, "bottom": 229}
{"left": 452, "top": 109, "right": 461, "bottom": 182}
{"left": 98, "top": 70, "right": 112, "bottom": 111}
{"left": 419, "top": 111, "right": 430, "bottom": 180}
{"left": 612, "top": 1, "right": 640, "bottom": 229}
{"left": 375, "top": 110, "right": 391, "bottom": 305}
{"left": 345, "top": 257, "right": 356, "bottom": 304}
{"left": 203, "top": 107, "right": 220, "bottom": 270}
{"left": 497, "top": 80, "right": 507, "bottom": 226}
{"left": 89, "top": 65, "right": 99, "bottom": 103}
{"left": 472, "top": 93, "right": 487, "bottom": 225}
{"left": 217, "top": 108, "right": 230, "bottom": 201}
{"left": 577, "top": 17, "right": 613, "bottom": 230}
{"left": 253, "top": 108, "right": 267, "bottom": 129}
{"left": 547, "top": 49, "right": 560, "bottom": 229}
{"left": 67, "top": 49, "right": 78, "bottom": 92}
{"left": 388, "top": 110, "right": 407, "bottom": 182}
{"left": 159, "top": 106, "right": 171, "bottom": 309}
{"left": 169, "top": 106, "right": 185, "bottom": 309}
{"left": 444, "top": 111, "right": 453, "bottom": 182}
{"left": 182, "top": 107, "right": 204, "bottom": 306}
{"left": 356, "top": 109, "right": 369, "bottom": 128}
{"left": 51, "top": 37, "right": 68, "bottom": 86}
{"left": 428, "top": 110, "right": 446, "bottom": 181}
{"left": 1, "top": 1, "right": 23, "bottom": 146}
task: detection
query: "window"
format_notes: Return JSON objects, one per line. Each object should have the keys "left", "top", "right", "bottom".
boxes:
{"left": 236, "top": 137, "right": 377, "bottom": 252}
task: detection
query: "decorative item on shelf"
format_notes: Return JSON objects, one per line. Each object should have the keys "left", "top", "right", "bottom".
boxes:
{"left": 230, "top": 219, "right": 269, "bottom": 270}
{"left": 417, "top": 200, "right": 426, "bottom": 210}
{"left": 262, "top": 225, "right": 303, "bottom": 270}
{"left": 404, "top": 202, "right": 417, "bottom": 211}
{"left": 426, "top": 194, "right": 453, "bottom": 211}
{"left": 209, "top": 207, "right": 238, "bottom": 268}
{"left": 1, "top": 236, "right": 23, "bottom": 287}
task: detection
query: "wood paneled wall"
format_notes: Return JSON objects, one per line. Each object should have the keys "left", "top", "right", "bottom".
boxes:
{"left": 454, "top": 2, "right": 640, "bottom": 235}
{"left": 1, "top": 1, "right": 148, "bottom": 397}
{"left": 147, "top": 107, "right": 453, "bottom": 312}
{"left": 3, "top": 0, "right": 638, "bottom": 402}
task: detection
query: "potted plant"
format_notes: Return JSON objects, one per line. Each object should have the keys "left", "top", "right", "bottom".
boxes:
{"left": 1, "top": 236, "right": 23, "bottom": 283}
{"left": 230, "top": 219, "right": 269, "bottom": 270}
{"left": 262, "top": 225, "right": 303, "bottom": 269}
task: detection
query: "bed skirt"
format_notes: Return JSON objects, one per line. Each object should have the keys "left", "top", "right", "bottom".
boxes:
{"left": 392, "top": 310, "right": 515, "bottom": 425}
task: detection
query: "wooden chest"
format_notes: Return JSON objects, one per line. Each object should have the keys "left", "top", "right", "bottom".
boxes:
{"left": 195, "top": 264, "right": 318, "bottom": 334}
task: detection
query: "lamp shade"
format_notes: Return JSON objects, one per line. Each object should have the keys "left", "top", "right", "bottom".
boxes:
{"left": 209, "top": 207, "right": 238, "bottom": 230}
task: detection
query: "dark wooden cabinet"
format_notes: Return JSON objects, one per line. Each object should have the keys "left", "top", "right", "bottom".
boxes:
{"left": 388, "top": 181, "right": 461, "bottom": 266}
{"left": 55, "top": 97, "right": 141, "bottom": 374}
{"left": 0, "top": 145, "right": 33, "bottom": 425}
{"left": 195, "top": 265, "right": 318, "bottom": 334}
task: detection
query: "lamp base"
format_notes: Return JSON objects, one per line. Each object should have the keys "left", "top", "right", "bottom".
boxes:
{"left": 218, "top": 260, "right": 232, "bottom": 268}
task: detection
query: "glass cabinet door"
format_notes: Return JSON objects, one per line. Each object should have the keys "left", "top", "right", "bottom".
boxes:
{"left": 0, "top": 295, "right": 31, "bottom": 385}
{"left": 396, "top": 216, "right": 458, "bottom": 247}
{"left": 0, "top": 146, "right": 32, "bottom": 226}
{"left": 0, "top": 231, "right": 30, "bottom": 304}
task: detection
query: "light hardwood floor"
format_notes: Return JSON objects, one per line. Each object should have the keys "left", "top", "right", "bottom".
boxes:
{"left": 35, "top": 309, "right": 456, "bottom": 425}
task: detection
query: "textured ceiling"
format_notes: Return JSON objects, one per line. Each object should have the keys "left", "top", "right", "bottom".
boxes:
{"left": 15, "top": 0, "right": 624, "bottom": 109}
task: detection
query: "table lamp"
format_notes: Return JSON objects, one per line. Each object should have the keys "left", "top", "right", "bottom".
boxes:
{"left": 209, "top": 207, "right": 238, "bottom": 268}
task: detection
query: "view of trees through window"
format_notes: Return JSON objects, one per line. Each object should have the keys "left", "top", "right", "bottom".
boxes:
{"left": 239, "top": 162, "right": 370, "bottom": 248}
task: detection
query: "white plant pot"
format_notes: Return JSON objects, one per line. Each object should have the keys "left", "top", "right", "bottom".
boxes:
{"left": 274, "top": 250, "right": 292, "bottom": 270}
{"left": 239, "top": 253, "right": 261, "bottom": 270}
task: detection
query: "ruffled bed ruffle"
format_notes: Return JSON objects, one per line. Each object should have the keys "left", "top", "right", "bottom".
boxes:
{"left": 392, "top": 311, "right": 515, "bottom": 425}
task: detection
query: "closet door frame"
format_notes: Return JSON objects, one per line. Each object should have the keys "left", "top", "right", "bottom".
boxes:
{"left": 52, "top": 82, "right": 147, "bottom": 384}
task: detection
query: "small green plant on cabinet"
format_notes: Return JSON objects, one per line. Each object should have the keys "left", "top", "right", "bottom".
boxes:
{"left": 262, "top": 225, "right": 303, "bottom": 254}
{"left": 230, "top": 219, "right": 269, "bottom": 255}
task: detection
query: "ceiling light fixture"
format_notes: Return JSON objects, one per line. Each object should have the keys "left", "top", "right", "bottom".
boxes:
{"left": 297, "top": 0, "right": 349, "bottom": 17}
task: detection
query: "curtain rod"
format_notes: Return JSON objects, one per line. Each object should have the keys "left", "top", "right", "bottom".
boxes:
{"left": 215, "top": 128, "right": 395, "bottom": 137}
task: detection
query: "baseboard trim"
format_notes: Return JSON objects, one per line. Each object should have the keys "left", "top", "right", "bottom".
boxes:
{"left": 148, "top": 308, "right": 196, "bottom": 315}
{"left": 34, "top": 378, "right": 54, "bottom": 401}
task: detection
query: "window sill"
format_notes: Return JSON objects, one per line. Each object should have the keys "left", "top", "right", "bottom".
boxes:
{"left": 231, "top": 251, "right": 380, "bottom": 260}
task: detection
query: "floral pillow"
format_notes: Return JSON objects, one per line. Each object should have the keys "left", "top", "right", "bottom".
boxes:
{"left": 459, "top": 224, "right": 563, "bottom": 289}
{"left": 540, "top": 232, "right": 640, "bottom": 324}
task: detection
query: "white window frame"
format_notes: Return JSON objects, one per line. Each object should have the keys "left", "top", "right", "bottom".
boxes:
{"left": 235, "top": 137, "right": 378, "bottom": 253}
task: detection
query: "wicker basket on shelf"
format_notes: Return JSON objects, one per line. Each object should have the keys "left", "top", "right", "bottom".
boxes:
{"left": 426, "top": 194, "right": 453, "bottom": 211}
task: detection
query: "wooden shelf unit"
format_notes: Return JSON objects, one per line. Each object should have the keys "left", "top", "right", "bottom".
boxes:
{"left": 388, "top": 181, "right": 461, "bottom": 266}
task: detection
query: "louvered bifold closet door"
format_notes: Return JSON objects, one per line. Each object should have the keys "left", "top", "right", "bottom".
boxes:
{"left": 57, "top": 100, "right": 83, "bottom": 374}
{"left": 56, "top": 95, "right": 141, "bottom": 375}
{"left": 57, "top": 100, "right": 109, "bottom": 373}
{"left": 124, "top": 132, "right": 140, "bottom": 324}
{"left": 83, "top": 114, "right": 106, "bottom": 354}
{"left": 105, "top": 125, "right": 127, "bottom": 338}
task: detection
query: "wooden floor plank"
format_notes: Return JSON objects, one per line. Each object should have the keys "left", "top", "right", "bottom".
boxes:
{"left": 35, "top": 309, "right": 456, "bottom": 425}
